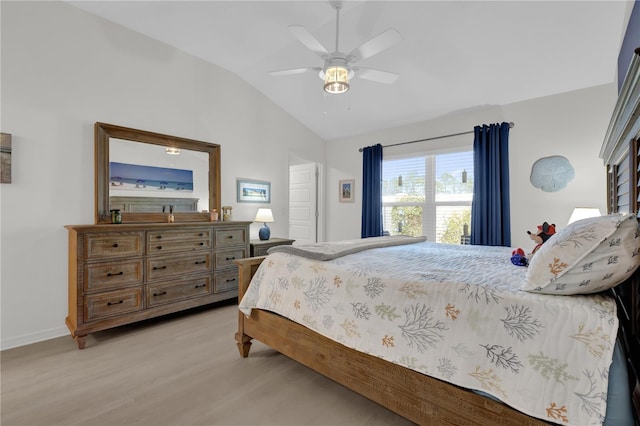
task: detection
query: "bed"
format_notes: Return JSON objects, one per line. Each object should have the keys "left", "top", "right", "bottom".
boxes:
{"left": 234, "top": 49, "right": 640, "bottom": 425}
{"left": 236, "top": 228, "right": 637, "bottom": 425}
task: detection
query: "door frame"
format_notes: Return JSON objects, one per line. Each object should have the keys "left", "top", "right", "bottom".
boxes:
{"left": 288, "top": 159, "right": 324, "bottom": 243}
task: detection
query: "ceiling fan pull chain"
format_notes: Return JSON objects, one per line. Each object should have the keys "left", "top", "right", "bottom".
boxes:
{"left": 335, "top": 3, "right": 341, "bottom": 52}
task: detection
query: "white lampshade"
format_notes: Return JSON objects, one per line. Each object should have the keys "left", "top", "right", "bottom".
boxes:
{"left": 255, "top": 208, "right": 274, "bottom": 223}
{"left": 568, "top": 207, "right": 601, "bottom": 224}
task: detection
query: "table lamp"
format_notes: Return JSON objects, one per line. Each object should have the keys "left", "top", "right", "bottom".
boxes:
{"left": 255, "top": 208, "right": 274, "bottom": 240}
{"left": 568, "top": 207, "right": 601, "bottom": 224}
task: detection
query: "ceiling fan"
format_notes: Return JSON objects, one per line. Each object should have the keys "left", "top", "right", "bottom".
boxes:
{"left": 270, "top": 1, "right": 401, "bottom": 94}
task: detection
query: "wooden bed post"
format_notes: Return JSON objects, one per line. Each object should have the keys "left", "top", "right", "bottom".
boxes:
{"left": 234, "top": 257, "right": 266, "bottom": 357}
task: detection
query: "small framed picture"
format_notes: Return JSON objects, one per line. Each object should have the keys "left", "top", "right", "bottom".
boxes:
{"left": 1, "top": 133, "right": 11, "bottom": 184}
{"left": 339, "top": 179, "right": 354, "bottom": 203}
{"left": 237, "top": 178, "right": 271, "bottom": 203}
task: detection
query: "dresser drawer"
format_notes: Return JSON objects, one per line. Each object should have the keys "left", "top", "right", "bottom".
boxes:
{"left": 214, "top": 248, "right": 247, "bottom": 269}
{"left": 85, "top": 259, "right": 143, "bottom": 292}
{"left": 214, "top": 269, "right": 239, "bottom": 293}
{"left": 84, "top": 288, "right": 143, "bottom": 321}
{"left": 146, "top": 229, "right": 211, "bottom": 254}
{"left": 146, "top": 253, "right": 211, "bottom": 280}
{"left": 214, "top": 227, "right": 247, "bottom": 248}
{"left": 146, "top": 275, "right": 212, "bottom": 307}
{"left": 85, "top": 232, "right": 143, "bottom": 259}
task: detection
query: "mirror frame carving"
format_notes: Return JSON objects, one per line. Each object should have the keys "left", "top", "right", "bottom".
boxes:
{"left": 95, "top": 122, "right": 221, "bottom": 224}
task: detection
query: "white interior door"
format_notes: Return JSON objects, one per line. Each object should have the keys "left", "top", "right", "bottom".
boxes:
{"left": 289, "top": 163, "right": 318, "bottom": 244}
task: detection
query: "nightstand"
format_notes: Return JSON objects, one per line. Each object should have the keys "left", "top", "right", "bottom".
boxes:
{"left": 250, "top": 238, "right": 295, "bottom": 256}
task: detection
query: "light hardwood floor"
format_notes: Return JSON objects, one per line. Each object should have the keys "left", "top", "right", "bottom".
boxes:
{"left": 1, "top": 302, "right": 414, "bottom": 426}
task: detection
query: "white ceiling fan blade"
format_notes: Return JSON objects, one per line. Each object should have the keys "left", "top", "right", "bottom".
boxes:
{"left": 347, "top": 28, "right": 401, "bottom": 63}
{"left": 288, "top": 25, "right": 329, "bottom": 57}
{"left": 354, "top": 68, "right": 399, "bottom": 84}
{"left": 269, "top": 67, "right": 319, "bottom": 76}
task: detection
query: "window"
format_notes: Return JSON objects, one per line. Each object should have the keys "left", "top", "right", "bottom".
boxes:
{"left": 382, "top": 150, "right": 473, "bottom": 243}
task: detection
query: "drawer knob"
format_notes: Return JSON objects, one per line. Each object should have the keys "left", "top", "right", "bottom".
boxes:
{"left": 194, "top": 260, "right": 206, "bottom": 265}
{"left": 156, "top": 235, "right": 162, "bottom": 239}
{"left": 153, "top": 291, "right": 167, "bottom": 297}
{"left": 107, "top": 271, "right": 124, "bottom": 277}
{"left": 157, "top": 246, "right": 163, "bottom": 250}
{"left": 199, "top": 233, "right": 204, "bottom": 237}
{"left": 194, "top": 284, "right": 206, "bottom": 289}
{"left": 226, "top": 235, "right": 233, "bottom": 239}
{"left": 107, "top": 300, "right": 124, "bottom": 306}
{"left": 199, "top": 242, "right": 204, "bottom": 246}
{"left": 152, "top": 265, "right": 167, "bottom": 270}
{"left": 112, "top": 243, "right": 119, "bottom": 248}
{"left": 225, "top": 278, "right": 237, "bottom": 283}
{"left": 226, "top": 256, "right": 236, "bottom": 260}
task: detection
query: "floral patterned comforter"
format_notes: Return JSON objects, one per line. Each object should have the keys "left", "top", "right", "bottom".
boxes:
{"left": 239, "top": 241, "right": 618, "bottom": 426}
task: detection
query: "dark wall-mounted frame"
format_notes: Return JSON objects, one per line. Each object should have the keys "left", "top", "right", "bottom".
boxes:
{"left": 1, "top": 133, "right": 12, "bottom": 184}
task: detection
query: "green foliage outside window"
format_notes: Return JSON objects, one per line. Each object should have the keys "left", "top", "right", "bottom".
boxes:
{"left": 382, "top": 173, "right": 425, "bottom": 200}
{"left": 440, "top": 209, "right": 471, "bottom": 244}
{"left": 389, "top": 194, "right": 423, "bottom": 236}
{"left": 435, "top": 172, "right": 474, "bottom": 194}
{"left": 383, "top": 154, "right": 473, "bottom": 242}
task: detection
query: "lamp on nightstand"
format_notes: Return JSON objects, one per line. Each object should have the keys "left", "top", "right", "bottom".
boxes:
{"left": 568, "top": 207, "right": 601, "bottom": 224}
{"left": 255, "top": 208, "right": 274, "bottom": 241}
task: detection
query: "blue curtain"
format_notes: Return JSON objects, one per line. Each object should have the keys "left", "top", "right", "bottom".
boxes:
{"left": 361, "top": 144, "right": 383, "bottom": 238}
{"left": 470, "top": 122, "right": 511, "bottom": 246}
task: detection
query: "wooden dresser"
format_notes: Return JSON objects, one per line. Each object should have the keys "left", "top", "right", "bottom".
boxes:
{"left": 65, "top": 221, "right": 250, "bottom": 349}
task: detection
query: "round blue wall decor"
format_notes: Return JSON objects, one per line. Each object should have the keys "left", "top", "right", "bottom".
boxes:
{"left": 530, "top": 155, "right": 575, "bottom": 192}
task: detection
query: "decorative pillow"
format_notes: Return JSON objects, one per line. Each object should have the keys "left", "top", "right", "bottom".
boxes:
{"left": 523, "top": 213, "right": 640, "bottom": 295}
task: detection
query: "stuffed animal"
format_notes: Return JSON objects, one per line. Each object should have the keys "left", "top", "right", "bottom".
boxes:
{"left": 510, "top": 248, "right": 528, "bottom": 266}
{"left": 510, "top": 221, "right": 556, "bottom": 267}
{"left": 527, "top": 221, "right": 556, "bottom": 256}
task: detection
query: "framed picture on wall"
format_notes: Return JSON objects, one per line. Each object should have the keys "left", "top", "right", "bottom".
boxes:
{"left": 237, "top": 178, "right": 271, "bottom": 203}
{"left": 339, "top": 179, "right": 354, "bottom": 203}
{"left": 1, "top": 133, "right": 12, "bottom": 184}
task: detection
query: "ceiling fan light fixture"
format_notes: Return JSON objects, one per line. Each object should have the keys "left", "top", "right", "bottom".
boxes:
{"left": 323, "top": 65, "right": 349, "bottom": 94}
{"left": 272, "top": 2, "right": 400, "bottom": 95}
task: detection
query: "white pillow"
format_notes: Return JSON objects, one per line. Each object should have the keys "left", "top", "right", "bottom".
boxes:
{"left": 523, "top": 213, "right": 640, "bottom": 295}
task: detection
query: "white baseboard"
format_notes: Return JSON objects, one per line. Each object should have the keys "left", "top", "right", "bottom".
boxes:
{"left": 1, "top": 326, "right": 69, "bottom": 351}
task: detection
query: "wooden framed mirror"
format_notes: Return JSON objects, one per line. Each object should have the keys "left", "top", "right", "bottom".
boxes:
{"left": 95, "top": 122, "right": 221, "bottom": 224}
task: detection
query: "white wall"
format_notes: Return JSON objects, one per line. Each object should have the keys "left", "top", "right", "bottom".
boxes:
{"left": 0, "top": 1, "right": 325, "bottom": 350}
{"left": 505, "top": 85, "right": 614, "bottom": 248}
{"left": 326, "top": 84, "right": 616, "bottom": 249}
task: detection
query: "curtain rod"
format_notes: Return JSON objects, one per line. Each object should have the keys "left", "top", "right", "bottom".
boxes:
{"left": 358, "top": 122, "right": 514, "bottom": 152}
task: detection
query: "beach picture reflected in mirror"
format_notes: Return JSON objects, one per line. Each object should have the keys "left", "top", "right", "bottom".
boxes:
{"left": 110, "top": 162, "right": 193, "bottom": 192}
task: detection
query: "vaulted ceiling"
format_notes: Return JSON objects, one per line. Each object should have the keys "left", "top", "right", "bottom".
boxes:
{"left": 67, "top": 1, "right": 633, "bottom": 141}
